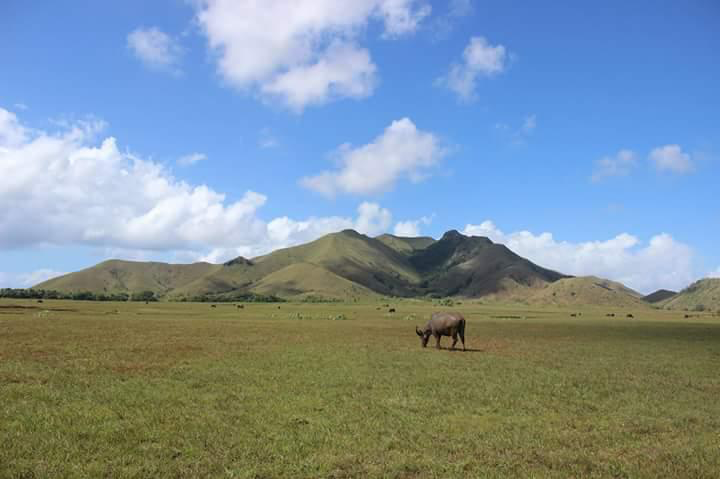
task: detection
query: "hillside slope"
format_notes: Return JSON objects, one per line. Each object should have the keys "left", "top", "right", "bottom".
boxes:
{"left": 529, "top": 276, "right": 647, "bottom": 308}
{"left": 36, "top": 260, "right": 219, "bottom": 296}
{"left": 408, "top": 230, "right": 566, "bottom": 298}
{"left": 660, "top": 279, "right": 720, "bottom": 311}
{"left": 169, "top": 230, "right": 421, "bottom": 299}
{"left": 642, "top": 289, "right": 677, "bottom": 304}
{"left": 375, "top": 234, "right": 435, "bottom": 255}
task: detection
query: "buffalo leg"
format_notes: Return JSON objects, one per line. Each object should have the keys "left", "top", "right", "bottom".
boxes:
{"left": 435, "top": 334, "right": 441, "bottom": 349}
{"left": 459, "top": 331, "right": 466, "bottom": 351}
{"left": 451, "top": 334, "right": 458, "bottom": 350}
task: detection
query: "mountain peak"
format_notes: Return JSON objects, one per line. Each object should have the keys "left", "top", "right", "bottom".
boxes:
{"left": 441, "top": 229, "right": 466, "bottom": 240}
{"left": 223, "top": 256, "right": 253, "bottom": 267}
{"left": 337, "top": 229, "right": 363, "bottom": 237}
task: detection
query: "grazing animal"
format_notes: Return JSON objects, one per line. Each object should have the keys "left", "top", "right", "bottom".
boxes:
{"left": 416, "top": 312, "right": 466, "bottom": 351}
{"left": 389, "top": 308, "right": 396, "bottom": 313}
{"left": 626, "top": 313, "right": 634, "bottom": 318}
{"left": 237, "top": 304, "right": 244, "bottom": 309}
{"left": 570, "top": 313, "right": 577, "bottom": 317}
{"left": 211, "top": 304, "right": 216, "bottom": 308}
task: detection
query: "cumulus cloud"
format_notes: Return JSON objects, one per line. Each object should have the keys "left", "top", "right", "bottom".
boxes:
{"left": 0, "top": 269, "right": 66, "bottom": 288}
{"left": 199, "top": 201, "right": 393, "bottom": 263}
{"left": 194, "top": 0, "right": 429, "bottom": 111}
{"left": 649, "top": 144, "right": 694, "bottom": 174}
{"left": 394, "top": 215, "right": 433, "bottom": 237}
{"left": 301, "top": 118, "right": 444, "bottom": 197}
{"left": 177, "top": 152, "right": 207, "bottom": 166}
{"left": 127, "top": 27, "right": 183, "bottom": 72}
{"left": 462, "top": 221, "right": 696, "bottom": 293}
{"left": 591, "top": 149, "right": 637, "bottom": 182}
{"left": 0, "top": 108, "right": 28, "bottom": 147}
{"left": 437, "top": 36, "right": 507, "bottom": 101}
{"left": 0, "top": 106, "right": 401, "bottom": 266}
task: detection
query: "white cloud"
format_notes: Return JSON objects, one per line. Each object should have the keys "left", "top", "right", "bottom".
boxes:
{"left": 0, "top": 269, "right": 66, "bottom": 288}
{"left": 709, "top": 267, "right": 720, "bottom": 279}
{"left": 649, "top": 144, "right": 694, "bottom": 174}
{"left": 13, "top": 103, "right": 28, "bottom": 111}
{"left": 591, "top": 149, "right": 637, "bottom": 182}
{"left": 199, "top": 201, "right": 393, "bottom": 263}
{"left": 394, "top": 215, "right": 433, "bottom": 237}
{"left": 301, "top": 118, "right": 444, "bottom": 197}
{"left": 127, "top": 27, "right": 182, "bottom": 72}
{"left": 0, "top": 106, "right": 401, "bottom": 266}
{"left": 438, "top": 36, "right": 507, "bottom": 101}
{"left": 0, "top": 108, "right": 28, "bottom": 147}
{"left": 462, "top": 221, "right": 696, "bottom": 294}
{"left": 177, "top": 152, "right": 207, "bottom": 166}
{"left": 194, "top": 0, "right": 429, "bottom": 111}
{"left": 430, "top": 0, "right": 473, "bottom": 40}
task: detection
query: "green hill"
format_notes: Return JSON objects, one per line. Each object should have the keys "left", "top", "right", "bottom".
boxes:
{"left": 642, "top": 289, "right": 677, "bottom": 304}
{"left": 660, "top": 278, "right": 720, "bottom": 312}
{"left": 408, "top": 230, "right": 566, "bottom": 298}
{"left": 375, "top": 234, "right": 435, "bottom": 255}
{"left": 34, "top": 229, "right": 663, "bottom": 305}
{"left": 36, "top": 260, "right": 218, "bottom": 296}
{"left": 529, "top": 276, "right": 648, "bottom": 308}
{"left": 250, "top": 263, "right": 377, "bottom": 300}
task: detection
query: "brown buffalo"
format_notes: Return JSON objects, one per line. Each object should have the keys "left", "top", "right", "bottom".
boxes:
{"left": 416, "top": 312, "right": 466, "bottom": 351}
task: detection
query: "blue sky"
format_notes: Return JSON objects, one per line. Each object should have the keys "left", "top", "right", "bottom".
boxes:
{"left": 1, "top": 0, "right": 718, "bottom": 293}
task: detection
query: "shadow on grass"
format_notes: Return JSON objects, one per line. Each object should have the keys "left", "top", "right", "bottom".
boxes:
{"left": 424, "top": 346, "right": 484, "bottom": 353}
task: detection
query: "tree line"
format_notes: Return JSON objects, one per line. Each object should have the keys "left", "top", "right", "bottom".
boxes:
{"left": 0, "top": 288, "right": 157, "bottom": 302}
{"left": 0, "top": 288, "right": 284, "bottom": 303}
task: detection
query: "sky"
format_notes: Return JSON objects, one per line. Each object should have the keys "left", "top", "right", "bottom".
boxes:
{"left": 1, "top": 0, "right": 718, "bottom": 294}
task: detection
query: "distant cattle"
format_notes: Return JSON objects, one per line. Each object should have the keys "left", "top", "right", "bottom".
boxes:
{"left": 237, "top": 305, "right": 244, "bottom": 309}
{"left": 606, "top": 313, "right": 615, "bottom": 317}
{"left": 388, "top": 308, "right": 396, "bottom": 313}
{"left": 570, "top": 313, "right": 577, "bottom": 317}
{"left": 211, "top": 304, "right": 217, "bottom": 308}
{"left": 37, "top": 299, "right": 43, "bottom": 303}
{"left": 626, "top": 313, "right": 634, "bottom": 318}
{"left": 416, "top": 312, "right": 466, "bottom": 351}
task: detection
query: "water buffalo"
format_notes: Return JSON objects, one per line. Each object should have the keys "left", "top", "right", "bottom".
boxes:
{"left": 416, "top": 312, "right": 466, "bottom": 351}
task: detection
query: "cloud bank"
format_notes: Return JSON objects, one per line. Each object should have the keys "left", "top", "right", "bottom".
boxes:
{"left": 0, "top": 107, "right": 419, "bottom": 268}
{"left": 463, "top": 221, "right": 695, "bottom": 293}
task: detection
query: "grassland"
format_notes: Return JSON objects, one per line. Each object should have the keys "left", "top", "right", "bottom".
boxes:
{"left": 1, "top": 299, "right": 719, "bottom": 478}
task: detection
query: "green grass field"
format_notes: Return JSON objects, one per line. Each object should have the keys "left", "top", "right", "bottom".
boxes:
{"left": 1, "top": 299, "right": 719, "bottom": 478}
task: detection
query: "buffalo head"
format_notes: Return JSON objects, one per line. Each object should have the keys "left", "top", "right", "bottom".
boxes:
{"left": 415, "top": 326, "right": 430, "bottom": 348}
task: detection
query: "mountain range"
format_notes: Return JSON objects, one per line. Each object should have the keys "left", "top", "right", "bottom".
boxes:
{"left": 35, "top": 229, "right": 720, "bottom": 310}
